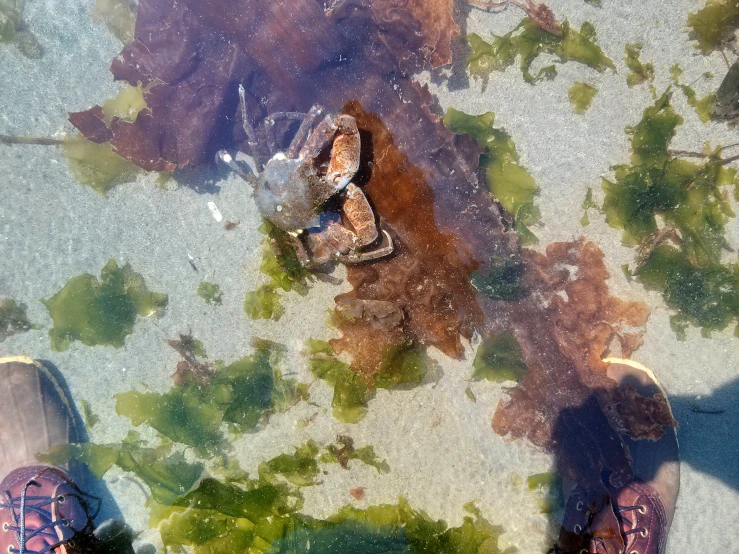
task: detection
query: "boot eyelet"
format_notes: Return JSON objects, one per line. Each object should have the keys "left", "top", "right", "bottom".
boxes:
{"left": 640, "top": 528, "right": 649, "bottom": 538}
{"left": 576, "top": 501, "right": 584, "bottom": 511}
{"left": 637, "top": 505, "right": 646, "bottom": 514}
{"left": 2, "top": 523, "right": 8, "bottom": 532}
{"left": 8, "top": 545, "right": 15, "bottom": 553}
{"left": 57, "top": 495, "right": 66, "bottom": 504}
{"left": 573, "top": 524, "right": 582, "bottom": 533}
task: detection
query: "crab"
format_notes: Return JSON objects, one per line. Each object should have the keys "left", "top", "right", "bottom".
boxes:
{"left": 218, "top": 85, "right": 394, "bottom": 267}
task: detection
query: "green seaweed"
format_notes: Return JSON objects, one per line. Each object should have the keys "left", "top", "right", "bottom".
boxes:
{"left": 61, "top": 135, "right": 142, "bottom": 196}
{"left": 41, "top": 259, "right": 167, "bottom": 351}
{"left": 580, "top": 187, "right": 600, "bottom": 226}
{"left": 259, "top": 441, "right": 320, "bottom": 487}
{"left": 0, "top": 298, "right": 36, "bottom": 341}
{"left": 464, "top": 387, "right": 477, "bottom": 403}
{"left": 245, "top": 223, "right": 313, "bottom": 321}
{"left": 635, "top": 245, "right": 739, "bottom": 338}
{"left": 443, "top": 108, "right": 539, "bottom": 243}
{"left": 687, "top": 0, "right": 739, "bottom": 55}
{"left": 472, "top": 333, "right": 528, "bottom": 383}
{"left": 244, "top": 284, "right": 283, "bottom": 320}
{"left": 670, "top": 64, "right": 715, "bottom": 123}
{"left": 0, "top": 0, "right": 42, "bottom": 58}
{"left": 92, "top": 0, "right": 137, "bottom": 43}
{"left": 115, "top": 343, "right": 308, "bottom": 456}
{"left": 624, "top": 43, "right": 654, "bottom": 89}
{"left": 306, "top": 339, "right": 370, "bottom": 423}
{"left": 38, "top": 442, "right": 204, "bottom": 505}
{"left": 61, "top": 86, "right": 149, "bottom": 195}
{"left": 319, "top": 435, "right": 390, "bottom": 474}
{"left": 568, "top": 82, "right": 598, "bottom": 114}
{"left": 471, "top": 257, "right": 527, "bottom": 300}
{"left": 465, "top": 18, "right": 614, "bottom": 84}
{"left": 157, "top": 495, "right": 513, "bottom": 554}
{"left": 605, "top": 96, "right": 735, "bottom": 265}
{"left": 197, "top": 281, "right": 223, "bottom": 305}
{"left": 599, "top": 91, "right": 739, "bottom": 336}
{"left": 526, "top": 472, "right": 563, "bottom": 514}
{"left": 41, "top": 428, "right": 509, "bottom": 554}
{"left": 306, "top": 339, "right": 429, "bottom": 424}
{"left": 625, "top": 91, "right": 683, "bottom": 166}
{"left": 80, "top": 400, "right": 100, "bottom": 430}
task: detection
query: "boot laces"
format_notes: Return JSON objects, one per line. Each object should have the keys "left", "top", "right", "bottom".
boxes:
{"left": 0, "top": 468, "right": 100, "bottom": 554}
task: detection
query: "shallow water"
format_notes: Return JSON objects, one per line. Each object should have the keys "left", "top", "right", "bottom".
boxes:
{"left": 1, "top": 1, "right": 738, "bottom": 553}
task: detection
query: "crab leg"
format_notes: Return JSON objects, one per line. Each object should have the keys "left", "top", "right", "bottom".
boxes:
{"left": 288, "top": 105, "right": 326, "bottom": 158}
{"left": 264, "top": 111, "right": 308, "bottom": 155}
{"left": 238, "top": 84, "right": 263, "bottom": 171}
{"left": 298, "top": 114, "right": 338, "bottom": 161}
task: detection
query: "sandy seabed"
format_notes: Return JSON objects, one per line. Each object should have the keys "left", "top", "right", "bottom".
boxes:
{"left": 1, "top": 0, "right": 738, "bottom": 552}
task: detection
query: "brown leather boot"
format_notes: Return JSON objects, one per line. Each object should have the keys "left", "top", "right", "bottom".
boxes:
{"left": 0, "top": 356, "right": 101, "bottom": 553}
{"left": 557, "top": 478, "right": 668, "bottom": 554}
{"left": 554, "top": 359, "right": 679, "bottom": 554}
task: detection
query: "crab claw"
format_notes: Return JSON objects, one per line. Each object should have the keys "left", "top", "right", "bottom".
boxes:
{"left": 338, "top": 230, "right": 394, "bottom": 264}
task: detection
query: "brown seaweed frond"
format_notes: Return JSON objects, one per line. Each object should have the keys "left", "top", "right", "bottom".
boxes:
{"left": 167, "top": 331, "right": 214, "bottom": 386}
{"left": 465, "top": 0, "right": 562, "bottom": 36}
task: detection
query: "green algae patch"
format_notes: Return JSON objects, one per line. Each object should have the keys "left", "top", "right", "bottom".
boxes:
{"left": 306, "top": 339, "right": 370, "bottom": 423}
{"left": 62, "top": 86, "right": 150, "bottom": 195}
{"left": 38, "top": 442, "right": 204, "bottom": 505}
{"left": 42, "top": 259, "right": 167, "bottom": 351}
{"left": 568, "top": 82, "right": 598, "bottom": 114}
{"left": 93, "top": 0, "right": 137, "bottom": 43}
{"left": 443, "top": 108, "right": 539, "bottom": 243}
{"left": 61, "top": 135, "right": 142, "bottom": 196}
{"left": 245, "top": 223, "right": 313, "bottom": 321}
{"left": 307, "top": 339, "right": 429, "bottom": 424}
{"left": 625, "top": 91, "right": 683, "bottom": 166}
{"left": 43, "top": 437, "right": 509, "bottom": 554}
{"left": 0, "top": 298, "right": 36, "bottom": 341}
{"left": 465, "top": 18, "right": 614, "bottom": 84}
{"left": 80, "top": 399, "right": 100, "bottom": 430}
{"left": 316, "top": 500, "right": 516, "bottom": 554}
{"left": 670, "top": 64, "right": 715, "bottom": 123}
{"left": 320, "top": 435, "right": 390, "bottom": 474}
{"left": 600, "top": 91, "right": 739, "bottom": 337}
{"left": 580, "top": 187, "right": 601, "bottom": 226}
{"left": 116, "top": 344, "right": 308, "bottom": 456}
{"left": 159, "top": 496, "right": 513, "bottom": 554}
{"left": 471, "top": 257, "right": 527, "bottom": 300}
{"left": 625, "top": 43, "right": 654, "bottom": 89}
{"left": 687, "top": 0, "right": 739, "bottom": 55}
{"left": 0, "top": 0, "right": 42, "bottom": 58}
{"left": 197, "top": 281, "right": 223, "bottom": 305}
{"left": 605, "top": 95, "right": 735, "bottom": 266}
{"left": 259, "top": 441, "right": 320, "bottom": 487}
{"left": 526, "top": 472, "right": 563, "bottom": 514}
{"left": 635, "top": 245, "right": 739, "bottom": 338}
{"left": 473, "top": 333, "right": 528, "bottom": 383}
{"left": 101, "top": 85, "right": 148, "bottom": 125}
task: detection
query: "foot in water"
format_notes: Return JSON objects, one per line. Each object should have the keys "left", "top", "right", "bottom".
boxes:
{"left": 555, "top": 358, "right": 680, "bottom": 554}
